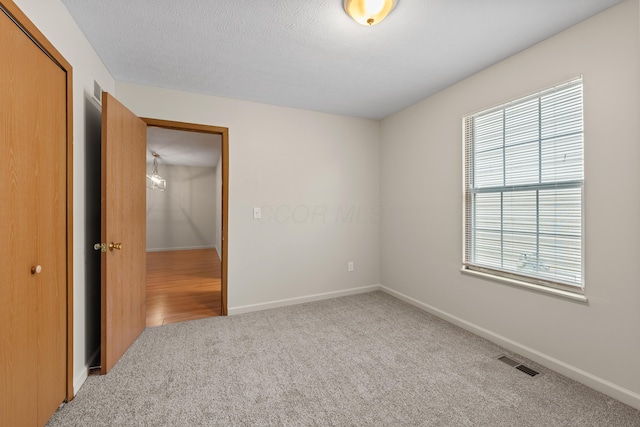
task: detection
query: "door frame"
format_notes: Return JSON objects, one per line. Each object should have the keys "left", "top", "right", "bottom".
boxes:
{"left": 142, "top": 118, "right": 229, "bottom": 315}
{"left": 0, "top": 0, "right": 75, "bottom": 402}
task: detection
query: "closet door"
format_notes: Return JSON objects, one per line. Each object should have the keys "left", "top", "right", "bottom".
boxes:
{"left": 33, "top": 25, "right": 68, "bottom": 427}
{"left": 0, "top": 8, "right": 38, "bottom": 419}
{"left": 0, "top": 5, "right": 67, "bottom": 426}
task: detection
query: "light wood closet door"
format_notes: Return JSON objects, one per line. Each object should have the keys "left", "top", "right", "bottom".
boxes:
{"left": 0, "top": 6, "right": 67, "bottom": 427}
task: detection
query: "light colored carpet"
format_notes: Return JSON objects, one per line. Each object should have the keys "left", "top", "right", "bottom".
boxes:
{"left": 47, "top": 291, "right": 640, "bottom": 426}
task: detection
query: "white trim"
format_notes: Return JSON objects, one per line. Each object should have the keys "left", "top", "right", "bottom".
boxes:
{"left": 460, "top": 268, "right": 588, "bottom": 302}
{"left": 380, "top": 285, "right": 640, "bottom": 411}
{"left": 73, "top": 347, "right": 100, "bottom": 396}
{"left": 73, "top": 368, "right": 88, "bottom": 397}
{"left": 146, "top": 245, "right": 215, "bottom": 252}
{"left": 228, "top": 285, "right": 382, "bottom": 315}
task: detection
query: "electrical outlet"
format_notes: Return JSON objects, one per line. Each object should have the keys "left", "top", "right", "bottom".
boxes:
{"left": 253, "top": 207, "right": 262, "bottom": 219}
{"left": 348, "top": 261, "right": 354, "bottom": 272}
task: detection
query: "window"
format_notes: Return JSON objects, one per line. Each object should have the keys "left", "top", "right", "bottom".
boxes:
{"left": 463, "top": 79, "right": 584, "bottom": 294}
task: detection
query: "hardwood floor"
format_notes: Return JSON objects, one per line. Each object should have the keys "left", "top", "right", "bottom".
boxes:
{"left": 146, "top": 248, "right": 221, "bottom": 327}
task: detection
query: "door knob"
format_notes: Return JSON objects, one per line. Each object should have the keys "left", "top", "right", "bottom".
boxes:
{"left": 31, "top": 265, "right": 42, "bottom": 275}
{"left": 95, "top": 242, "right": 122, "bottom": 251}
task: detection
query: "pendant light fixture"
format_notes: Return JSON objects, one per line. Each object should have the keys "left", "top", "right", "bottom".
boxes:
{"left": 344, "top": 0, "right": 397, "bottom": 26}
{"left": 146, "top": 152, "right": 166, "bottom": 191}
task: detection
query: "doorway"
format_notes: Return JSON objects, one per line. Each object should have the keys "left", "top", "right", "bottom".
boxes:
{"left": 145, "top": 126, "right": 223, "bottom": 325}
{"left": 143, "top": 119, "right": 229, "bottom": 318}
{"left": 88, "top": 109, "right": 229, "bottom": 375}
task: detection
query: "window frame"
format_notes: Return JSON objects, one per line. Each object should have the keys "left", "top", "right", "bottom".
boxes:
{"left": 462, "top": 78, "right": 585, "bottom": 298}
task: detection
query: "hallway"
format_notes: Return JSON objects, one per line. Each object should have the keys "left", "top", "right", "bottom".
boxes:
{"left": 146, "top": 248, "right": 221, "bottom": 326}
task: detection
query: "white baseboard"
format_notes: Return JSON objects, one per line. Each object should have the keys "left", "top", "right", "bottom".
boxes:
{"left": 228, "top": 284, "right": 382, "bottom": 315}
{"left": 73, "top": 347, "right": 100, "bottom": 396}
{"left": 380, "top": 285, "right": 640, "bottom": 411}
{"left": 146, "top": 245, "right": 215, "bottom": 252}
{"left": 73, "top": 368, "right": 88, "bottom": 397}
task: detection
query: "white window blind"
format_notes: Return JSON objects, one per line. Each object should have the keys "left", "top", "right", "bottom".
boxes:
{"left": 463, "top": 79, "right": 584, "bottom": 292}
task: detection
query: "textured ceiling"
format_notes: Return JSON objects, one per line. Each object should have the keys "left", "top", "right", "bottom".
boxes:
{"left": 62, "top": 0, "right": 621, "bottom": 119}
{"left": 147, "top": 127, "right": 221, "bottom": 168}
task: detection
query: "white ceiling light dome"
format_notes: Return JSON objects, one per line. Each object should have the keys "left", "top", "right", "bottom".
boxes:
{"left": 344, "top": 0, "right": 397, "bottom": 26}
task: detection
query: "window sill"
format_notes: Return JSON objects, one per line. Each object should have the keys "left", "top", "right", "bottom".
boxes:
{"left": 460, "top": 267, "right": 588, "bottom": 303}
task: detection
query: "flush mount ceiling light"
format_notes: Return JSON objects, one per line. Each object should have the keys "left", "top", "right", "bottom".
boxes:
{"left": 344, "top": 0, "right": 397, "bottom": 26}
{"left": 146, "top": 152, "right": 166, "bottom": 191}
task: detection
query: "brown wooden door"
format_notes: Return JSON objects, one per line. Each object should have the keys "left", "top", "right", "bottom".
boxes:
{"left": 0, "top": 6, "right": 67, "bottom": 426}
{"left": 100, "top": 93, "right": 147, "bottom": 373}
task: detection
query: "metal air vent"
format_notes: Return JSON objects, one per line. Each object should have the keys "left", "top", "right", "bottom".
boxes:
{"left": 498, "top": 355, "right": 520, "bottom": 367}
{"left": 516, "top": 364, "right": 540, "bottom": 377}
{"left": 92, "top": 80, "right": 102, "bottom": 106}
{"left": 497, "top": 355, "right": 541, "bottom": 377}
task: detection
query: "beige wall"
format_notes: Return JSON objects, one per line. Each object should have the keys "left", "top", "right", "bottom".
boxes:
{"left": 146, "top": 164, "right": 217, "bottom": 251}
{"left": 380, "top": 0, "right": 640, "bottom": 409}
{"left": 116, "top": 82, "right": 381, "bottom": 313}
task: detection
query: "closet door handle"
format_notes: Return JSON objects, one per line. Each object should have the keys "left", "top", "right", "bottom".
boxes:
{"left": 31, "top": 265, "right": 42, "bottom": 275}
